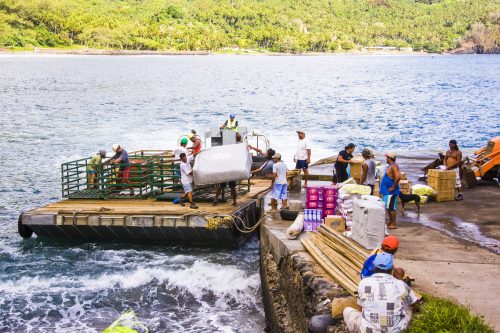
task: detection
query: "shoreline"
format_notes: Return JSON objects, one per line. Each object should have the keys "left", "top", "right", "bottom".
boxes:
{"left": 0, "top": 47, "right": 456, "bottom": 57}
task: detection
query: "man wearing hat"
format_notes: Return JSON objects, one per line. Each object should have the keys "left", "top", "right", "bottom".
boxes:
{"left": 294, "top": 130, "right": 311, "bottom": 187}
{"left": 344, "top": 253, "right": 420, "bottom": 333}
{"left": 107, "top": 144, "right": 132, "bottom": 195}
{"left": 271, "top": 153, "right": 289, "bottom": 210}
{"left": 220, "top": 114, "right": 239, "bottom": 132}
{"left": 360, "top": 148, "right": 376, "bottom": 195}
{"left": 380, "top": 152, "right": 401, "bottom": 229}
{"left": 188, "top": 130, "right": 203, "bottom": 156}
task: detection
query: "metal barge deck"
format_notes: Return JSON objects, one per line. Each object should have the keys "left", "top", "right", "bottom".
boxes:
{"left": 19, "top": 179, "right": 272, "bottom": 247}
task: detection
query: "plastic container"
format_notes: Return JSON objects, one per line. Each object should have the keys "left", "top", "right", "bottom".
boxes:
{"left": 307, "top": 193, "right": 323, "bottom": 202}
{"left": 323, "top": 186, "right": 339, "bottom": 196}
{"left": 324, "top": 195, "right": 337, "bottom": 203}
{"left": 324, "top": 202, "right": 336, "bottom": 209}
{"left": 307, "top": 186, "right": 324, "bottom": 195}
{"left": 306, "top": 201, "right": 324, "bottom": 209}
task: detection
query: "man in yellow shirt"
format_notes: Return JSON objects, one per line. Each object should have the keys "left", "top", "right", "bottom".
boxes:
{"left": 87, "top": 150, "right": 106, "bottom": 189}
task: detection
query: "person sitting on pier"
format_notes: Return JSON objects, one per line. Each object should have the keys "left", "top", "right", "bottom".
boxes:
{"left": 380, "top": 152, "right": 401, "bottom": 229}
{"left": 107, "top": 144, "right": 133, "bottom": 195}
{"left": 213, "top": 181, "right": 238, "bottom": 206}
{"left": 361, "top": 236, "right": 405, "bottom": 280}
{"left": 271, "top": 153, "right": 288, "bottom": 210}
{"left": 87, "top": 149, "right": 106, "bottom": 189}
{"left": 220, "top": 113, "right": 238, "bottom": 132}
{"left": 179, "top": 153, "right": 198, "bottom": 209}
{"left": 343, "top": 253, "right": 420, "bottom": 333}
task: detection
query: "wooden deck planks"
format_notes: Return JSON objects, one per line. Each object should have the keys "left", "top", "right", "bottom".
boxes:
{"left": 30, "top": 179, "right": 272, "bottom": 216}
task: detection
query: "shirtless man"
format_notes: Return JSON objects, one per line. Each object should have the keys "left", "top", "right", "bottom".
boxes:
{"left": 380, "top": 153, "right": 401, "bottom": 229}
{"left": 444, "top": 139, "right": 463, "bottom": 201}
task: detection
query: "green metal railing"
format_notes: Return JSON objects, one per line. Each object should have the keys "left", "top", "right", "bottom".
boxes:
{"left": 61, "top": 152, "right": 250, "bottom": 200}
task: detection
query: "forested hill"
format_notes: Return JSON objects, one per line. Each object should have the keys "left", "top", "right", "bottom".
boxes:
{"left": 0, "top": 0, "right": 498, "bottom": 53}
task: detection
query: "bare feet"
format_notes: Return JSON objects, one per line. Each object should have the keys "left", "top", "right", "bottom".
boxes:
{"left": 388, "top": 225, "right": 398, "bottom": 229}
{"left": 281, "top": 206, "right": 289, "bottom": 210}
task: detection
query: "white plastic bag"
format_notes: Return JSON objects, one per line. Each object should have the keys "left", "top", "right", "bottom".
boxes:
{"left": 193, "top": 144, "right": 252, "bottom": 185}
{"left": 287, "top": 212, "right": 304, "bottom": 240}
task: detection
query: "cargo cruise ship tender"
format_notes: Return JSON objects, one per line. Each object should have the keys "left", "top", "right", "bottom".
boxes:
{"left": 18, "top": 126, "right": 274, "bottom": 247}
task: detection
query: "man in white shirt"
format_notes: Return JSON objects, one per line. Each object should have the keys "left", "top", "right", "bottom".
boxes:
{"left": 174, "top": 137, "right": 190, "bottom": 184}
{"left": 294, "top": 130, "right": 311, "bottom": 187}
{"left": 343, "top": 253, "right": 420, "bottom": 333}
{"left": 271, "top": 153, "right": 288, "bottom": 210}
{"left": 179, "top": 153, "right": 198, "bottom": 209}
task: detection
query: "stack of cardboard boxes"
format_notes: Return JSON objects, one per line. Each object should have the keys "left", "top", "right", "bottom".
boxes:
{"left": 427, "top": 169, "right": 456, "bottom": 201}
{"left": 305, "top": 186, "right": 339, "bottom": 231}
{"left": 398, "top": 172, "right": 412, "bottom": 195}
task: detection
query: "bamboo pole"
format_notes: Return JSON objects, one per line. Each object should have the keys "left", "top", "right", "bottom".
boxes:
{"left": 301, "top": 238, "right": 358, "bottom": 296}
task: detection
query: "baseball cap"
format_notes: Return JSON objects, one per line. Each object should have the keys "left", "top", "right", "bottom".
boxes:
{"left": 362, "top": 148, "right": 374, "bottom": 158}
{"left": 111, "top": 144, "right": 120, "bottom": 152}
{"left": 381, "top": 236, "right": 399, "bottom": 251}
{"left": 373, "top": 253, "right": 394, "bottom": 270}
{"left": 230, "top": 114, "right": 236, "bottom": 118}
{"left": 188, "top": 133, "right": 195, "bottom": 139}
{"left": 385, "top": 152, "right": 396, "bottom": 159}
{"left": 180, "top": 137, "right": 189, "bottom": 145}
{"left": 272, "top": 153, "right": 281, "bottom": 159}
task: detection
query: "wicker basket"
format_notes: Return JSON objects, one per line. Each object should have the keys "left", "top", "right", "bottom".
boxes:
{"left": 428, "top": 169, "right": 456, "bottom": 201}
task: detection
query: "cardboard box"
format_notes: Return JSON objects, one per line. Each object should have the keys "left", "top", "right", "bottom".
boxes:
{"left": 324, "top": 215, "right": 345, "bottom": 232}
{"left": 349, "top": 156, "right": 364, "bottom": 179}
{"left": 428, "top": 169, "right": 456, "bottom": 201}
{"left": 399, "top": 180, "right": 412, "bottom": 195}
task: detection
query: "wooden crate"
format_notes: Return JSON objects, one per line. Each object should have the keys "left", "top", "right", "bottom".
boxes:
{"left": 428, "top": 169, "right": 456, "bottom": 201}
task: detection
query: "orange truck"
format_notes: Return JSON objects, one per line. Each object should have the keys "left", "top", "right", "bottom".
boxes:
{"left": 462, "top": 136, "right": 500, "bottom": 186}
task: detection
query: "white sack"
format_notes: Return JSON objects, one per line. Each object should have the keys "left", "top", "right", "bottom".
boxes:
{"left": 360, "top": 195, "right": 382, "bottom": 202}
{"left": 287, "top": 213, "right": 304, "bottom": 240}
{"left": 351, "top": 198, "right": 386, "bottom": 249}
{"left": 193, "top": 143, "right": 252, "bottom": 185}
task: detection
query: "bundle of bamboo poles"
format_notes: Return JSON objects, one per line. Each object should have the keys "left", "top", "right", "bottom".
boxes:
{"left": 301, "top": 225, "right": 370, "bottom": 296}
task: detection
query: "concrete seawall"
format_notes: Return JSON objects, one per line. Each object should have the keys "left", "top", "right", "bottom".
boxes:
{"left": 260, "top": 212, "right": 349, "bottom": 332}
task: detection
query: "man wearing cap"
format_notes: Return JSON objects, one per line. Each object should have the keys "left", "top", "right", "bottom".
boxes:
{"left": 87, "top": 149, "right": 106, "bottom": 189}
{"left": 361, "top": 236, "right": 405, "bottom": 280}
{"left": 107, "top": 144, "right": 132, "bottom": 195}
{"left": 334, "top": 143, "right": 356, "bottom": 183}
{"left": 360, "top": 148, "right": 376, "bottom": 194}
{"left": 271, "top": 153, "right": 288, "bottom": 210}
{"left": 344, "top": 253, "right": 420, "bottom": 333}
{"left": 380, "top": 153, "right": 401, "bottom": 229}
{"left": 444, "top": 139, "right": 463, "bottom": 201}
{"left": 173, "top": 137, "right": 190, "bottom": 184}
{"left": 220, "top": 114, "right": 238, "bottom": 132}
{"left": 294, "top": 130, "right": 311, "bottom": 187}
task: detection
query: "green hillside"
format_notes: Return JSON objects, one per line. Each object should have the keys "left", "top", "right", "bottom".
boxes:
{"left": 0, "top": 0, "right": 498, "bottom": 53}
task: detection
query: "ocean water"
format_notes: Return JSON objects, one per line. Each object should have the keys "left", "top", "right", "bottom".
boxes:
{"left": 0, "top": 54, "right": 499, "bottom": 332}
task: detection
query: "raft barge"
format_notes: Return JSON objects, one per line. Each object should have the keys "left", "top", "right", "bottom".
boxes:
{"left": 18, "top": 147, "right": 272, "bottom": 247}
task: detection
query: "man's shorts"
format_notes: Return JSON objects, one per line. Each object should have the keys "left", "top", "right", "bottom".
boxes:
{"left": 452, "top": 167, "right": 462, "bottom": 188}
{"left": 220, "top": 181, "right": 236, "bottom": 188}
{"left": 87, "top": 170, "right": 96, "bottom": 175}
{"left": 272, "top": 183, "right": 288, "bottom": 200}
{"left": 382, "top": 194, "right": 398, "bottom": 212}
{"left": 295, "top": 160, "right": 308, "bottom": 170}
{"left": 118, "top": 167, "right": 131, "bottom": 183}
{"left": 182, "top": 182, "right": 193, "bottom": 193}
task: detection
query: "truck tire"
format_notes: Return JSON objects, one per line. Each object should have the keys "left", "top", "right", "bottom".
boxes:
{"left": 18, "top": 214, "right": 33, "bottom": 239}
{"left": 280, "top": 209, "right": 299, "bottom": 221}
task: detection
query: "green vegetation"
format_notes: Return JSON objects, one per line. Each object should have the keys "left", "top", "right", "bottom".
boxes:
{"left": 0, "top": 0, "right": 498, "bottom": 53}
{"left": 405, "top": 295, "right": 495, "bottom": 333}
